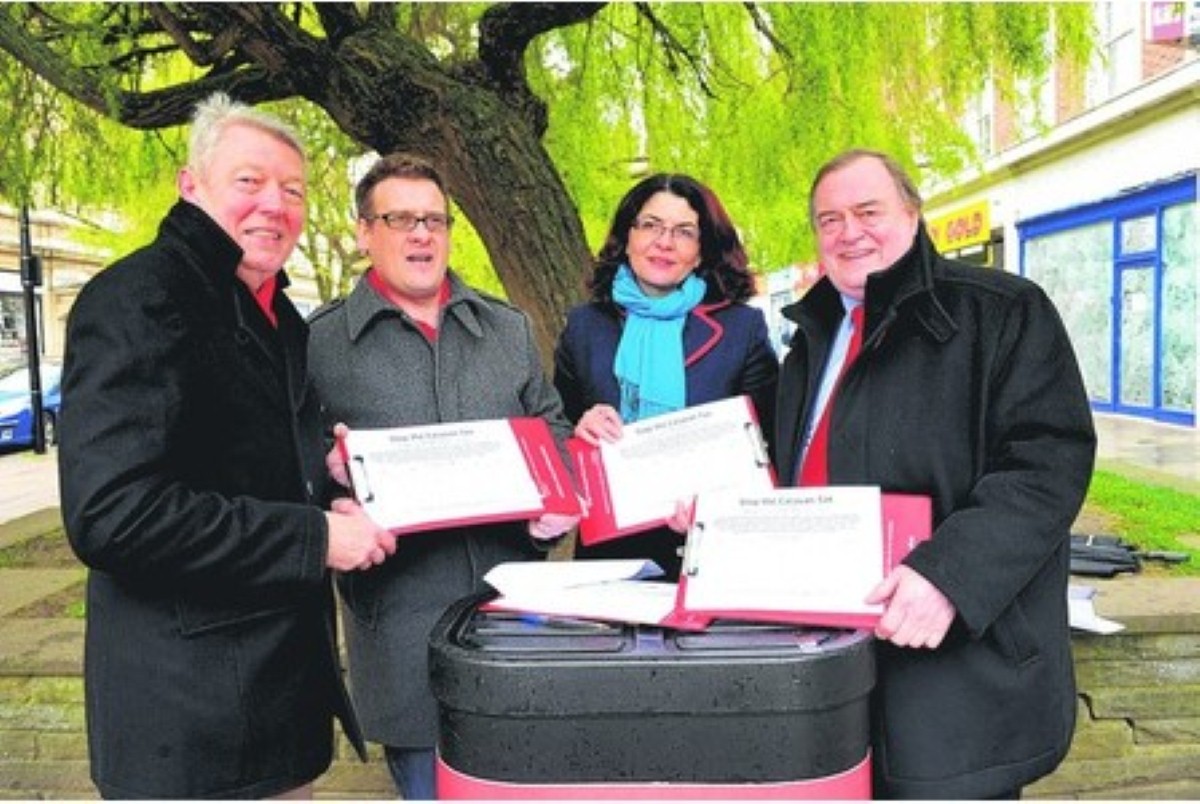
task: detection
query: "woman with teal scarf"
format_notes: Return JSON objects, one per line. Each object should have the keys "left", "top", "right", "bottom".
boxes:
{"left": 554, "top": 173, "right": 779, "bottom": 578}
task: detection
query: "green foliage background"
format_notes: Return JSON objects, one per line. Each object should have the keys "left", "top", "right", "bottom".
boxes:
{"left": 1, "top": 2, "right": 1094, "bottom": 299}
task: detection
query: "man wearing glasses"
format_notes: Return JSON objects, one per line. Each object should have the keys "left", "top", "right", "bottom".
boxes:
{"left": 307, "top": 153, "right": 578, "bottom": 799}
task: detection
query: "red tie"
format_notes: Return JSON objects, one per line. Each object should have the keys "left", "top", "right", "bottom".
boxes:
{"left": 798, "top": 305, "right": 864, "bottom": 486}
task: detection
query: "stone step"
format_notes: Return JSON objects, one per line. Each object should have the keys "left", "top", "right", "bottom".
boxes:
{"left": 0, "top": 569, "right": 84, "bottom": 618}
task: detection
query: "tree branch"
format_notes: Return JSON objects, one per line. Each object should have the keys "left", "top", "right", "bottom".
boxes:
{"left": 0, "top": 7, "right": 122, "bottom": 116}
{"left": 0, "top": 4, "right": 304, "bottom": 128}
{"left": 314, "top": 3, "right": 366, "bottom": 48}
{"left": 176, "top": 4, "right": 336, "bottom": 102}
{"left": 743, "top": 2, "right": 792, "bottom": 61}
{"left": 478, "top": 2, "right": 604, "bottom": 90}
{"left": 116, "top": 72, "right": 300, "bottom": 127}
{"left": 0, "top": 16, "right": 293, "bottom": 128}
{"left": 363, "top": 3, "right": 397, "bottom": 29}
{"left": 634, "top": 3, "right": 716, "bottom": 98}
{"left": 145, "top": 4, "right": 242, "bottom": 68}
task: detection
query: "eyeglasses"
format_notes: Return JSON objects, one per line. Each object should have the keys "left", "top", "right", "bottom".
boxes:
{"left": 362, "top": 211, "right": 454, "bottom": 233}
{"left": 631, "top": 217, "right": 701, "bottom": 244}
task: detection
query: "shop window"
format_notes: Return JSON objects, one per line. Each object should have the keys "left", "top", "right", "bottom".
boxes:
{"left": 1025, "top": 223, "right": 1113, "bottom": 403}
{"left": 1161, "top": 202, "right": 1197, "bottom": 413}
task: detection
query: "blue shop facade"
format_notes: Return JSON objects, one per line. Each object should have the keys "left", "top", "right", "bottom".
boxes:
{"left": 1021, "top": 173, "right": 1196, "bottom": 426}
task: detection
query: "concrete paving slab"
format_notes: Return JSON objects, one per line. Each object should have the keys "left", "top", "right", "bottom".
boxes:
{"left": 1088, "top": 575, "right": 1200, "bottom": 634}
{"left": 1093, "top": 415, "right": 1200, "bottom": 490}
{"left": 0, "top": 508, "right": 64, "bottom": 551}
{"left": 0, "top": 447, "right": 60, "bottom": 527}
{"left": 0, "top": 568, "right": 85, "bottom": 617}
{"left": 0, "top": 617, "right": 85, "bottom": 675}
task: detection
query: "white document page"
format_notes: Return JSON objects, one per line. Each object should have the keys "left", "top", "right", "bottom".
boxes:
{"left": 489, "top": 581, "right": 680, "bottom": 627}
{"left": 1068, "top": 585, "right": 1125, "bottom": 634}
{"left": 484, "top": 559, "right": 673, "bottom": 626}
{"left": 601, "top": 396, "right": 773, "bottom": 529}
{"left": 682, "top": 486, "right": 884, "bottom": 618}
{"left": 484, "top": 559, "right": 663, "bottom": 593}
{"left": 344, "top": 420, "right": 541, "bottom": 532}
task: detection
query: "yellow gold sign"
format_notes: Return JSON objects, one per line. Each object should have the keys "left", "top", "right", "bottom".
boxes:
{"left": 927, "top": 200, "right": 991, "bottom": 253}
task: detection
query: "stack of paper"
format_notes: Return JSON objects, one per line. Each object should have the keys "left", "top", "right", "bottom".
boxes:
{"left": 483, "top": 560, "right": 692, "bottom": 628}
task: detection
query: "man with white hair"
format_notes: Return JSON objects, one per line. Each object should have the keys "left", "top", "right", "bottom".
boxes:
{"left": 59, "top": 93, "right": 395, "bottom": 799}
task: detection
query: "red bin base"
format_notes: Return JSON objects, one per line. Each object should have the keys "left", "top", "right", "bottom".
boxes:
{"left": 437, "top": 752, "right": 872, "bottom": 800}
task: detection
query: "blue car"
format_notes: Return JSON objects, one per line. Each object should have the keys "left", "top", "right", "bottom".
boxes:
{"left": 0, "top": 362, "right": 62, "bottom": 449}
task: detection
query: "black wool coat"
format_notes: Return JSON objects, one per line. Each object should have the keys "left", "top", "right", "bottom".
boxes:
{"left": 58, "top": 201, "right": 364, "bottom": 799}
{"left": 775, "top": 227, "right": 1096, "bottom": 799}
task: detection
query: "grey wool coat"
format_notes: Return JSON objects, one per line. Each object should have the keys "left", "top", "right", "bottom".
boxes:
{"left": 307, "top": 269, "right": 574, "bottom": 748}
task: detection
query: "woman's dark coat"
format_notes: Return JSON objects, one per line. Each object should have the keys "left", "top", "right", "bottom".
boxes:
{"left": 775, "top": 226, "right": 1096, "bottom": 799}
{"left": 58, "top": 201, "right": 363, "bottom": 799}
{"left": 554, "top": 301, "right": 779, "bottom": 577}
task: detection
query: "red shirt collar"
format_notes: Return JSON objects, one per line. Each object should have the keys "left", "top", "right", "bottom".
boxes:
{"left": 366, "top": 268, "right": 450, "bottom": 341}
{"left": 252, "top": 274, "right": 278, "bottom": 328}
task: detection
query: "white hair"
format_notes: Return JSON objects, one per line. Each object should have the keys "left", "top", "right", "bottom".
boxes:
{"left": 187, "top": 92, "right": 306, "bottom": 176}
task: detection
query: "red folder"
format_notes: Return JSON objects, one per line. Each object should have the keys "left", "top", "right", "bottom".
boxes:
{"left": 571, "top": 395, "right": 774, "bottom": 546}
{"left": 673, "top": 493, "right": 932, "bottom": 631}
{"left": 340, "top": 417, "right": 579, "bottom": 536}
{"left": 482, "top": 493, "right": 931, "bottom": 633}
{"left": 510, "top": 418, "right": 580, "bottom": 517}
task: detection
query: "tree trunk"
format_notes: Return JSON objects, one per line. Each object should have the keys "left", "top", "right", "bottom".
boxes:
{"left": 311, "top": 29, "right": 592, "bottom": 367}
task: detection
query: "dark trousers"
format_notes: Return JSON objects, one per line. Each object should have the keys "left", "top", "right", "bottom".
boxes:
{"left": 384, "top": 746, "right": 436, "bottom": 800}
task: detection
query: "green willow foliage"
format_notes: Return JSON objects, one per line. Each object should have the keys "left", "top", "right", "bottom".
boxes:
{"left": 531, "top": 2, "right": 1093, "bottom": 269}
{"left": 1, "top": 2, "right": 1093, "bottom": 296}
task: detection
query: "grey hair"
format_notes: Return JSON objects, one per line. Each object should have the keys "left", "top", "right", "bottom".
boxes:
{"left": 187, "top": 93, "right": 306, "bottom": 176}
{"left": 808, "top": 148, "right": 923, "bottom": 229}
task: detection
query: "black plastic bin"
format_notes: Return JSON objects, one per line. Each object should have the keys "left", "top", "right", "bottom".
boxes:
{"left": 429, "top": 594, "right": 875, "bottom": 799}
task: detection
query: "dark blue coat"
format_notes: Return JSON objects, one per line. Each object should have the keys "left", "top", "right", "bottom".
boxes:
{"left": 554, "top": 300, "right": 779, "bottom": 576}
{"left": 59, "top": 201, "right": 363, "bottom": 798}
{"left": 776, "top": 227, "right": 1096, "bottom": 798}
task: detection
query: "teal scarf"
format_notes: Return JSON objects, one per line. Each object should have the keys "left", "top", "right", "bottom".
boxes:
{"left": 612, "top": 264, "right": 707, "bottom": 422}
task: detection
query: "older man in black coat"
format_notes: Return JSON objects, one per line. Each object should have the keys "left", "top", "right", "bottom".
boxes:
{"left": 58, "top": 94, "right": 394, "bottom": 799}
{"left": 775, "top": 149, "right": 1096, "bottom": 799}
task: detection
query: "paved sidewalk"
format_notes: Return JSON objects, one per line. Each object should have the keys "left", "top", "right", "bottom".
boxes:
{"left": 1092, "top": 414, "right": 1200, "bottom": 491}
{"left": 0, "top": 446, "right": 61, "bottom": 530}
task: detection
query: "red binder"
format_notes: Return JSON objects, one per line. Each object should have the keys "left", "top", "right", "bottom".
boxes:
{"left": 482, "top": 493, "right": 931, "bottom": 633}
{"left": 341, "top": 417, "right": 579, "bottom": 536}
{"left": 570, "top": 395, "right": 774, "bottom": 546}
{"left": 674, "top": 492, "right": 932, "bottom": 631}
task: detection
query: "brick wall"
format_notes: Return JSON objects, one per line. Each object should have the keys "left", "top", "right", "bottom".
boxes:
{"left": 3, "top": 578, "right": 1199, "bottom": 799}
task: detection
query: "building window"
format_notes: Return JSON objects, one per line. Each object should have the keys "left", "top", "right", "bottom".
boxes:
{"left": 1025, "top": 222, "right": 1114, "bottom": 403}
{"left": 1088, "top": 2, "right": 1141, "bottom": 105}
{"left": 1021, "top": 177, "right": 1196, "bottom": 425}
{"left": 1161, "top": 201, "right": 1197, "bottom": 413}
{"left": 1120, "top": 214, "right": 1157, "bottom": 254}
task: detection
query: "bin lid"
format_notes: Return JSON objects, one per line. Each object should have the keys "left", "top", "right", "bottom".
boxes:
{"left": 430, "top": 594, "right": 875, "bottom": 717}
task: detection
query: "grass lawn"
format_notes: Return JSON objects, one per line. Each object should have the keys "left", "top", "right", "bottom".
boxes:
{"left": 1078, "top": 468, "right": 1200, "bottom": 576}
